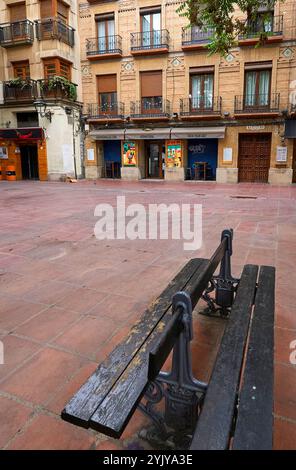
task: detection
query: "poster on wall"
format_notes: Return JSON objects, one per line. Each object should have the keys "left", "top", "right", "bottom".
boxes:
{"left": 223, "top": 147, "right": 233, "bottom": 163}
{"left": 166, "top": 141, "right": 182, "bottom": 168}
{"left": 276, "top": 146, "right": 287, "bottom": 163}
{"left": 62, "top": 144, "right": 74, "bottom": 173}
{"left": 0, "top": 147, "right": 8, "bottom": 159}
{"left": 123, "top": 141, "right": 136, "bottom": 166}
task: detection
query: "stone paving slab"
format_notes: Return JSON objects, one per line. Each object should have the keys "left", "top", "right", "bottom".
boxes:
{"left": 0, "top": 180, "right": 295, "bottom": 449}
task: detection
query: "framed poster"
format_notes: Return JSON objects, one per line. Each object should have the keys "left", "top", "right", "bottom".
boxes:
{"left": 276, "top": 146, "right": 287, "bottom": 163}
{"left": 223, "top": 147, "right": 233, "bottom": 163}
{"left": 166, "top": 140, "right": 182, "bottom": 168}
{"left": 0, "top": 147, "right": 8, "bottom": 159}
{"left": 123, "top": 141, "right": 136, "bottom": 166}
{"left": 87, "top": 148, "right": 95, "bottom": 161}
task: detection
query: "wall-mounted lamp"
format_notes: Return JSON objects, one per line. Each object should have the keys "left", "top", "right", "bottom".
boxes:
{"left": 172, "top": 112, "right": 178, "bottom": 119}
{"left": 34, "top": 100, "right": 53, "bottom": 122}
{"left": 223, "top": 111, "right": 230, "bottom": 117}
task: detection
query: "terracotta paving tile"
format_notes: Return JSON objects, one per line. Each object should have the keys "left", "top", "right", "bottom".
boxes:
{"left": 274, "top": 362, "right": 296, "bottom": 421}
{"left": 6, "top": 414, "right": 96, "bottom": 450}
{"left": 0, "top": 296, "right": 47, "bottom": 333}
{"left": 273, "top": 418, "right": 296, "bottom": 450}
{"left": 52, "top": 315, "right": 118, "bottom": 357}
{"left": 23, "top": 281, "right": 77, "bottom": 306}
{"left": 275, "top": 327, "right": 296, "bottom": 364}
{"left": 0, "top": 335, "right": 41, "bottom": 381}
{"left": 0, "top": 396, "right": 33, "bottom": 448}
{"left": 55, "top": 287, "right": 107, "bottom": 314}
{"left": 0, "top": 347, "right": 87, "bottom": 405}
{"left": 14, "top": 306, "right": 80, "bottom": 343}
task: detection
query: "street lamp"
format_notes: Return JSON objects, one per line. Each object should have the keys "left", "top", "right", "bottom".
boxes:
{"left": 34, "top": 99, "right": 53, "bottom": 122}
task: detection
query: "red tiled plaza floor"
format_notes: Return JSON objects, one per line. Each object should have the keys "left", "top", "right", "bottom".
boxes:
{"left": 0, "top": 179, "right": 295, "bottom": 450}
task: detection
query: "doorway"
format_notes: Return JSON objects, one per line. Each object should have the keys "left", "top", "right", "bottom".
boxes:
{"left": 145, "top": 141, "right": 165, "bottom": 178}
{"left": 238, "top": 134, "right": 271, "bottom": 183}
{"left": 293, "top": 139, "right": 296, "bottom": 183}
{"left": 20, "top": 145, "right": 39, "bottom": 180}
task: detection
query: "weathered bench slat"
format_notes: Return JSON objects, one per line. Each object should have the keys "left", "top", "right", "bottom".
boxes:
{"left": 190, "top": 264, "right": 259, "bottom": 450}
{"left": 62, "top": 258, "right": 206, "bottom": 428}
{"left": 89, "top": 250, "right": 228, "bottom": 438}
{"left": 232, "top": 266, "right": 275, "bottom": 450}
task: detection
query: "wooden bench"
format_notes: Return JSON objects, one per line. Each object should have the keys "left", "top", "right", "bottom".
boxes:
{"left": 61, "top": 229, "right": 275, "bottom": 450}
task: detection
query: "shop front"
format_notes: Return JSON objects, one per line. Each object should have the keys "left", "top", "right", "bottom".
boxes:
{"left": 86, "top": 126, "right": 225, "bottom": 181}
{"left": 0, "top": 128, "right": 47, "bottom": 181}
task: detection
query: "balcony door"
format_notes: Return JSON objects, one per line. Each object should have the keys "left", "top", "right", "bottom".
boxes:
{"left": 97, "top": 15, "right": 115, "bottom": 52}
{"left": 141, "top": 9, "right": 161, "bottom": 47}
{"left": 141, "top": 71, "right": 162, "bottom": 115}
{"left": 8, "top": 3, "right": 27, "bottom": 40}
{"left": 191, "top": 73, "right": 214, "bottom": 110}
{"left": 244, "top": 69, "right": 271, "bottom": 108}
{"left": 97, "top": 74, "right": 117, "bottom": 115}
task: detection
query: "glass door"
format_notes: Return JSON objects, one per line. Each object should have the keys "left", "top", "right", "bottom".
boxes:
{"left": 146, "top": 141, "right": 164, "bottom": 178}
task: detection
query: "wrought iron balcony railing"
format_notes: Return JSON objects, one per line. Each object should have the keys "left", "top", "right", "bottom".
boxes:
{"left": 234, "top": 93, "right": 280, "bottom": 113}
{"left": 83, "top": 102, "right": 125, "bottom": 119}
{"left": 130, "top": 98, "right": 171, "bottom": 118}
{"left": 3, "top": 79, "right": 37, "bottom": 103}
{"left": 86, "top": 35, "right": 122, "bottom": 57}
{"left": 38, "top": 79, "right": 77, "bottom": 101}
{"left": 239, "top": 15, "right": 283, "bottom": 40}
{"left": 35, "top": 18, "right": 75, "bottom": 46}
{"left": 0, "top": 20, "right": 34, "bottom": 47}
{"left": 182, "top": 26, "right": 214, "bottom": 47}
{"left": 180, "top": 96, "right": 222, "bottom": 116}
{"left": 131, "top": 29, "right": 169, "bottom": 52}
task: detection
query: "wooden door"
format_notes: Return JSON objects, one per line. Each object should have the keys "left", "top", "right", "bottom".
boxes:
{"left": 238, "top": 134, "right": 271, "bottom": 183}
{"left": 293, "top": 139, "right": 296, "bottom": 184}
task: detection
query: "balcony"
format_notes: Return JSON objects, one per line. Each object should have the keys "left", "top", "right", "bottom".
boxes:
{"left": 234, "top": 93, "right": 280, "bottom": 117}
{"left": 35, "top": 18, "right": 75, "bottom": 46}
{"left": 238, "top": 15, "right": 283, "bottom": 46}
{"left": 3, "top": 79, "right": 37, "bottom": 104}
{"left": 131, "top": 29, "right": 169, "bottom": 56}
{"left": 86, "top": 35, "right": 122, "bottom": 60}
{"left": 83, "top": 103, "right": 125, "bottom": 122}
{"left": 0, "top": 20, "right": 34, "bottom": 47}
{"left": 182, "top": 26, "right": 214, "bottom": 51}
{"left": 180, "top": 97, "right": 222, "bottom": 120}
{"left": 130, "top": 98, "right": 170, "bottom": 121}
{"left": 38, "top": 78, "right": 77, "bottom": 101}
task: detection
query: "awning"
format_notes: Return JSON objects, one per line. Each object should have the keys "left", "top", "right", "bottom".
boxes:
{"left": 89, "top": 129, "right": 125, "bottom": 140}
{"left": 170, "top": 127, "right": 226, "bottom": 139}
{"left": 89, "top": 127, "right": 226, "bottom": 140}
{"left": 125, "top": 128, "right": 171, "bottom": 140}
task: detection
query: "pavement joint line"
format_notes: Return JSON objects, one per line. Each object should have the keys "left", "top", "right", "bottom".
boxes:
{"left": 273, "top": 414, "right": 296, "bottom": 426}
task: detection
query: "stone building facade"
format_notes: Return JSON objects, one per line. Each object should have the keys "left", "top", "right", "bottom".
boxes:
{"left": 0, "top": 0, "right": 83, "bottom": 181}
{"left": 80, "top": 0, "right": 296, "bottom": 184}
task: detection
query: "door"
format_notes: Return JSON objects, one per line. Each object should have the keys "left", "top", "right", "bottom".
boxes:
{"left": 20, "top": 145, "right": 39, "bottom": 180}
{"left": 141, "top": 10, "right": 161, "bottom": 47}
{"left": 146, "top": 141, "right": 164, "bottom": 178}
{"left": 97, "top": 15, "right": 115, "bottom": 52}
{"left": 238, "top": 134, "right": 271, "bottom": 183}
{"left": 293, "top": 139, "right": 296, "bottom": 183}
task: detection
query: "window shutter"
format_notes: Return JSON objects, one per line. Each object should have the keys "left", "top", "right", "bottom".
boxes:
{"left": 97, "top": 74, "right": 117, "bottom": 93}
{"left": 40, "top": 0, "right": 53, "bottom": 19}
{"left": 57, "top": 1, "right": 69, "bottom": 23}
{"left": 9, "top": 3, "right": 26, "bottom": 22}
{"left": 12, "top": 61, "right": 30, "bottom": 79}
{"left": 141, "top": 71, "right": 162, "bottom": 97}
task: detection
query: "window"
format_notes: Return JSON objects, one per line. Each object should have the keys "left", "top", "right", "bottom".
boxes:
{"left": 141, "top": 70, "right": 162, "bottom": 112}
{"left": 190, "top": 68, "right": 214, "bottom": 109}
{"left": 97, "top": 74, "right": 117, "bottom": 113}
{"left": 9, "top": 3, "right": 26, "bottom": 22}
{"left": 244, "top": 65, "right": 271, "bottom": 107}
{"left": 249, "top": 11, "right": 274, "bottom": 34}
{"left": 95, "top": 13, "right": 115, "bottom": 52}
{"left": 12, "top": 60, "right": 30, "bottom": 79}
{"left": 140, "top": 8, "right": 161, "bottom": 47}
{"left": 57, "top": 1, "right": 69, "bottom": 24}
{"left": 40, "top": 0, "right": 53, "bottom": 18}
{"left": 43, "top": 58, "right": 71, "bottom": 79}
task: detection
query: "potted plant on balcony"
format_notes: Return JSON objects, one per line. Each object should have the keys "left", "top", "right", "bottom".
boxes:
{"left": 40, "top": 76, "right": 77, "bottom": 101}
{"left": 6, "top": 77, "right": 29, "bottom": 89}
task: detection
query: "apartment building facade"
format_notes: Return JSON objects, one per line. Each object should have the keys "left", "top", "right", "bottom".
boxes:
{"left": 0, "top": 0, "right": 83, "bottom": 181}
{"left": 80, "top": 0, "right": 296, "bottom": 184}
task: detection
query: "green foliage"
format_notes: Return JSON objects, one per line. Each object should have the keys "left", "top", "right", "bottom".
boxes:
{"left": 177, "top": 0, "right": 284, "bottom": 55}
{"left": 42, "top": 76, "right": 77, "bottom": 101}
{"left": 7, "top": 78, "right": 29, "bottom": 88}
